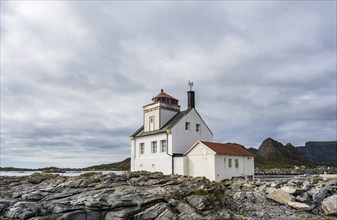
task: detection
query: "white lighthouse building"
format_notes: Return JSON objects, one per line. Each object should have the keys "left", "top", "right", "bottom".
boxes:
{"left": 130, "top": 86, "right": 213, "bottom": 175}
{"left": 130, "top": 84, "right": 255, "bottom": 180}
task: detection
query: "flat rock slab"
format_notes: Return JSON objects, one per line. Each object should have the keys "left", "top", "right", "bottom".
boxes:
{"left": 287, "top": 202, "right": 312, "bottom": 211}
{"left": 281, "top": 186, "right": 305, "bottom": 195}
{"left": 267, "top": 189, "right": 294, "bottom": 205}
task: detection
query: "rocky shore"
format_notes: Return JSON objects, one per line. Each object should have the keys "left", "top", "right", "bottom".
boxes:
{"left": 0, "top": 171, "right": 336, "bottom": 220}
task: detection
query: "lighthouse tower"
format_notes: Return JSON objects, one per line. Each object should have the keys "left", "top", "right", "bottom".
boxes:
{"left": 143, "top": 89, "right": 180, "bottom": 132}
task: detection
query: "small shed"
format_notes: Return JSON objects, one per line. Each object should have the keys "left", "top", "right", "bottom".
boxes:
{"left": 184, "top": 141, "right": 255, "bottom": 181}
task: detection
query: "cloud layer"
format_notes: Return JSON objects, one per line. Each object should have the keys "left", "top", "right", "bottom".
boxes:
{"left": 1, "top": 1, "right": 336, "bottom": 168}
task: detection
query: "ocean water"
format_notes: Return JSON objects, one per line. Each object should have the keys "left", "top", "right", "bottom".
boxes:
{"left": 0, "top": 170, "right": 125, "bottom": 177}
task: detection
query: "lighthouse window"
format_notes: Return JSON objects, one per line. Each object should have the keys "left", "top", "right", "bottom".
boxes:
{"left": 140, "top": 143, "right": 144, "bottom": 155}
{"left": 185, "top": 122, "right": 190, "bottom": 131}
{"left": 160, "top": 140, "right": 167, "bottom": 152}
{"left": 151, "top": 141, "right": 157, "bottom": 153}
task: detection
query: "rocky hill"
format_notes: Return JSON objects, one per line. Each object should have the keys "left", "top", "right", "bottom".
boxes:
{"left": 255, "top": 138, "right": 311, "bottom": 168}
{"left": 297, "top": 141, "right": 337, "bottom": 165}
{"left": 85, "top": 157, "right": 131, "bottom": 171}
{"left": 1, "top": 171, "right": 336, "bottom": 219}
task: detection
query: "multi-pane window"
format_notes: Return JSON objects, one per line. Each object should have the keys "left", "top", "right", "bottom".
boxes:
{"left": 160, "top": 140, "right": 167, "bottom": 153}
{"left": 140, "top": 143, "right": 144, "bottom": 155}
{"left": 235, "top": 159, "right": 239, "bottom": 168}
{"left": 185, "top": 122, "right": 190, "bottom": 131}
{"left": 228, "top": 158, "right": 232, "bottom": 168}
{"left": 151, "top": 141, "right": 157, "bottom": 153}
{"left": 196, "top": 124, "right": 200, "bottom": 132}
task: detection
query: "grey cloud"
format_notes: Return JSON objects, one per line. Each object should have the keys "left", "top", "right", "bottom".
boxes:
{"left": 1, "top": 1, "right": 336, "bottom": 168}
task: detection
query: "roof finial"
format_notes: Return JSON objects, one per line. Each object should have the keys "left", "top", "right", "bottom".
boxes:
{"left": 161, "top": 89, "right": 164, "bottom": 92}
{"left": 188, "top": 81, "right": 194, "bottom": 91}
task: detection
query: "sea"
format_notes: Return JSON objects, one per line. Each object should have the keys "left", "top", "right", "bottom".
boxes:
{"left": 0, "top": 170, "right": 125, "bottom": 177}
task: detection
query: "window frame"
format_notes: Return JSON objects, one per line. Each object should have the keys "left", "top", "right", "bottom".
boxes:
{"left": 151, "top": 141, "right": 157, "bottom": 153}
{"left": 139, "top": 143, "right": 144, "bottom": 155}
{"left": 149, "top": 116, "right": 155, "bottom": 131}
{"left": 235, "top": 159, "right": 239, "bottom": 168}
{"left": 185, "top": 122, "right": 190, "bottom": 131}
{"left": 228, "top": 158, "right": 232, "bottom": 168}
{"left": 196, "top": 124, "right": 200, "bottom": 132}
{"left": 160, "top": 140, "right": 167, "bottom": 153}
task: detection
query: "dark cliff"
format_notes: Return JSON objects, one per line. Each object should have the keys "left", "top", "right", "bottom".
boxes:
{"left": 255, "top": 138, "right": 310, "bottom": 167}
{"left": 297, "top": 141, "right": 337, "bottom": 165}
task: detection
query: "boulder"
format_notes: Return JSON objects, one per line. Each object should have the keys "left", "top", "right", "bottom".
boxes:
{"left": 287, "top": 202, "right": 312, "bottom": 211}
{"left": 301, "top": 181, "right": 312, "bottom": 190}
{"left": 281, "top": 186, "right": 305, "bottom": 195}
{"left": 176, "top": 202, "right": 203, "bottom": 219}
{"left": 296, "top": 192, "right": 311, "bottom": 203}
{"left": 321, "top": 194, "right": 337, "bottom": 216}
{"left": 186, "top": 195, "right": 211, "bottom": 211}
{"left": 267, "top": 189, "right": 294, "bottom": 205}
{"left": 233, "top": 192, "right": 246, "bottom": 200}
{"left": 270, "top": 182, "right": 282, "bottom": 188}
{"left": 312, "top": 188, "right": 328, "bottom": 203}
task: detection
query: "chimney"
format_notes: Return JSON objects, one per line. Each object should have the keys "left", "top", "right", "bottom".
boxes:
{"left": 187, "top": 90, "right": 195, "bottom": 109}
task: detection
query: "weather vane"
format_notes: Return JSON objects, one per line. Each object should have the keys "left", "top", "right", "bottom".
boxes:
{"left": 188, "top": 80, "right": 194, "bottom": 91}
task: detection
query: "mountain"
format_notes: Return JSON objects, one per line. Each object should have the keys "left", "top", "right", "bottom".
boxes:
{"left": 255, "top": 138, "right": 311, "bottom": 168}
{"left": 297, "top": 141, "right": 337, "bottom": 165}
{"left": 85, "top": 158, "right": 131, "bottom": 171}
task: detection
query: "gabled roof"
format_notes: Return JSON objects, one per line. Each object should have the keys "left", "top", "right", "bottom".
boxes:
{"left": 130, "top": 109, "right": 192, "bottom": 138}
{"left": 185, "top": 141, "right": 254, "bottom": 156}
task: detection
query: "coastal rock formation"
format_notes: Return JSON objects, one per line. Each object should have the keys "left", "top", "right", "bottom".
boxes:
{"left": 0, "top": 172, "right": 336, "bottom": 219}
{"left": 297, "top": 141, "right": 337, "bottom": 164}
{"left": 256, "top": 138, "right": 309, "bottom": 166}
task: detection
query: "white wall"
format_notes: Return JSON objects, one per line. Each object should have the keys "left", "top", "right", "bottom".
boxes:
{"left": 171, "top": 108, "right": 213, "bottom": 154}
{"left": 173, "top": 156, "right": 184, "bottom": 175}
{"left": 130, "top": 139, "right": 136, "bottom": 171}
{"left": 185, "top": 142, "right": 216, "bottom": 181}
{"left": 185, "top": 142, "right": 255, "bottom": 181}
{"left": 214, "top": 155, "right": 254, "bottom": 181}
{"left": 133, "top": 133, "right": 173, "bottom": 175}
{"left": 243, "top": 156, "right": 254, "bottom": 176}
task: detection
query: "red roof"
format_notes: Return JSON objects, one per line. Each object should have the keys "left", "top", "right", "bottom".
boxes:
{"left": 153, "top": 89, "right": 178, "bottom": 101}
{"left": 200, "top": 141, "right": 255, "bottom": 156}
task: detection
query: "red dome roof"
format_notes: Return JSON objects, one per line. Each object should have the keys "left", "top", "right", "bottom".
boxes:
{"left": 153, "top": 89, "right": 178, "bottom": 101}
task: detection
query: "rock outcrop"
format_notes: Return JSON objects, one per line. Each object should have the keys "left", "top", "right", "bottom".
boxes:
{"left": 256, "top": 138, "right": 309, "bottom": 166}
{"left": 0, "top": 171, "right": 336, "bottom": 219}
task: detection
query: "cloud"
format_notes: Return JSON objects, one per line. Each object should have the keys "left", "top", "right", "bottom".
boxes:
{"left": 1, "top": 1, "right": 336, "bottom": 168}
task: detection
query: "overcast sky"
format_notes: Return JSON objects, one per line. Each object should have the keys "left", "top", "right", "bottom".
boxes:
{"left": 1, "top": 1, "right": 336, "bottom": 168}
